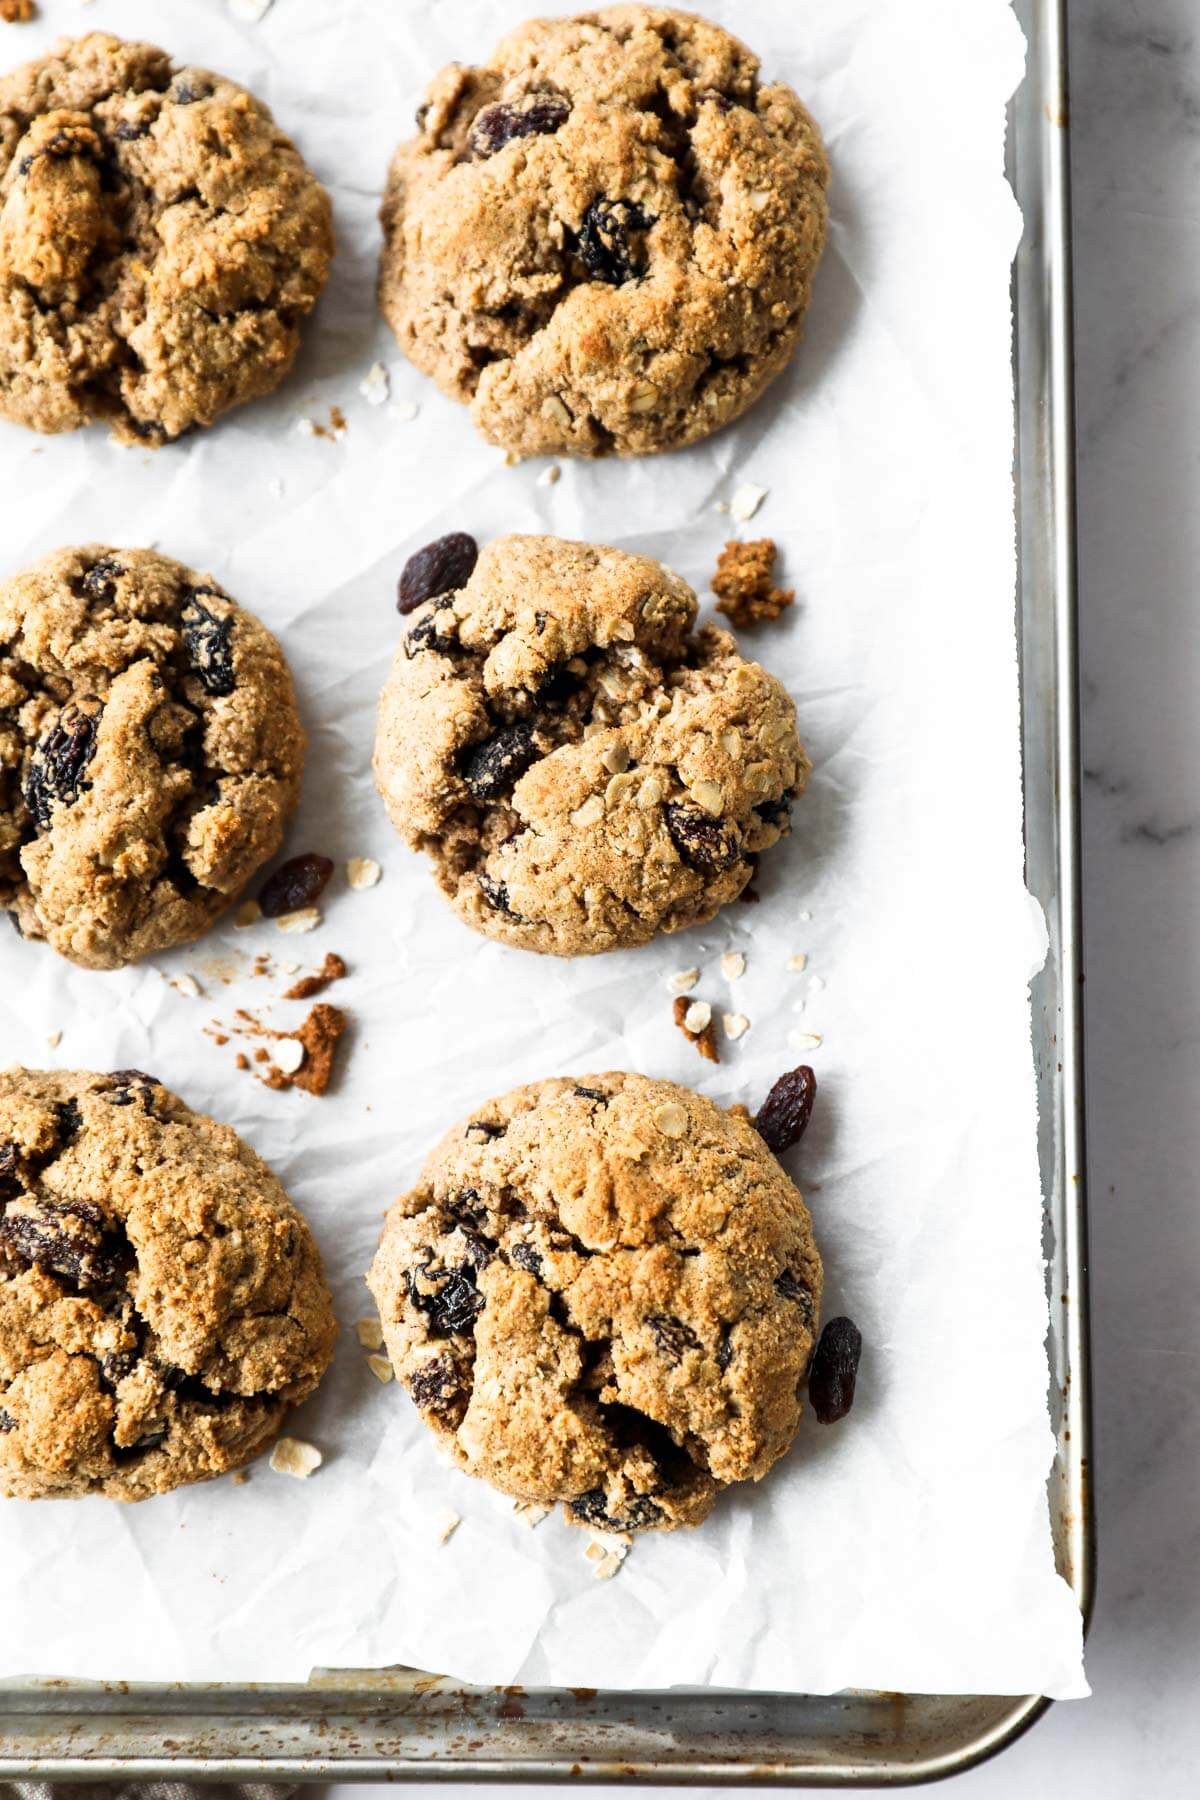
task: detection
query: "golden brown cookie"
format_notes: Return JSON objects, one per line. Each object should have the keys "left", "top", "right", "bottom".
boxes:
{"left": 373, "top": 533, "right": 808, "bottom": 956}
{"left": 0, "top": 1067, "right": 336, "bottom": 1501}
{"left": 367, "top": 1072, "right": 822, "bottom": 1532}
{"left": 378, "top": 5, "right": 828, "bottom": 457}
{"left": 0, "top": 545, "right": 305, "bottom": 970}
{"left": 0, "top": 32, "right": 333, "bottom": 443}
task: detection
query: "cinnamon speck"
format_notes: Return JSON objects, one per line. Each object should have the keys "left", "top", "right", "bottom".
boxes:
{"left": 672, "top": 994, "right": 720, "bottom": 1063}
{"left": 713, "top": 539, "right": 794, "bottom": 627}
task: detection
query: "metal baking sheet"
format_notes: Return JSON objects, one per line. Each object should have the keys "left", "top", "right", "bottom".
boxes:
{"left": 0, "top": 0, "right": 1091, "bottom": 1780}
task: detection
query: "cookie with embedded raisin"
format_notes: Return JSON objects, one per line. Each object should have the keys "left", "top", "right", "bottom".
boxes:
{"left": 0, "top": 545, "right": 304, "bottom": 970}
{"left": 366, "top": 1071, "right": 822, "bottom": 1533}
{"left": 373, "top": 533, "right": 808, "bottom": 956}
{"left": 378, "top": 5, "right": 828, "bottom": 457}
{"left": 0, "top": 32, "right": 333, "bottom": 443}
{"left": 0, "top": 1067, "right": 336, "bottom": 1501}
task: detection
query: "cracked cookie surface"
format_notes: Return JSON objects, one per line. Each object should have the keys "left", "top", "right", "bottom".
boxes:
{"left": 373, "top": 533, "right": 808, "bottom": 956}
{"left": 0, "top": 1066, "right": 336, "bottom": 1501}
{"left": 366, "top": 1071, "right": 822, "bottom": 1532}
{"left": 378, "top": 5, "right": 828, "bottom": 457}
{"left": 0, "top": 31, "right": 333, "bottom": 443}
{"left": 0, "top": 544, "right": 304, "bottom": 970}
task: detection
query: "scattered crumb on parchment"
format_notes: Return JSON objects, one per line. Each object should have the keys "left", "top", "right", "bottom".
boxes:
{"left": 270, "top": 1437, "right": 322, "bottom": 1479}
{"left": 673, "top": 994, "right": 719, "bottom": 1063}
{"left": 712, "top": 538, "right": 794, "bottom": 627}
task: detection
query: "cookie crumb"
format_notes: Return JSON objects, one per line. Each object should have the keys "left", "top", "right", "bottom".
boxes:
{"left": 295, "top": 416, "right": 319, "bottom": 438}
{"left": 291, "top": 1003, "right": 347, "bottom": 1095}
{"left": 366, "top": 1353, "right": 394, "bottom": 1384}
{"left": 356, "top": 1317, "right": 385, "bottom": 1350}
{"left": 723, "top": 1012, "right": 750, "bottom": 1041}
{"left": 235, "top": 1052, "right": 250, "bottom": 1071}
{"left": 538, "top": 463, "right": 561, "bottom": 486}
{"left": 347, "top": 857, "right": 382, "bottom": 890}
{"left": 513, "top": 1500, "right": 550, "bottom": 1528}
{"left": 276, "top": 907, "right": 321, "bottom": 934}
{"left": 231, "top": 1469, "right": 250, "bottom": 1486}
{"left": 45, "top": 1030, "right": 61, "bottom": 1048}
{"left": 436, "top": 1511, "right": 462, "bottom": 1545}
{"left": 712, "top": 538, "right": 794, "bottom": 626}
{"left": 234, "top": 899, "right": 262, "bottom": 929}
{"left": 283, "top": 951, "right": 347, "bottom": 1000}
{"left": 667, "top": 967, "right": 699, "bottom": 996}
{"left": 0, "top": 0, "right": 36, "bottom": 20}
{"left": 269, "top": 1436, "right": 322, "bottom": 1479}
{"left": 721, "top": 951, "right": 746, "bottom": 980}
{"left": 673, "top": 994, "right": 719, "bottom": 1063}
{"left": 787, "top": 953, "right": 808, "bottom": 972}
{"left": 729, "top": 483, "right": 768, "bottom": 523}
{"left": 585, "top": 1535, "right": 631, "bottom": 1580}
{"left": 359, "top": 361, "right": 390, "bottom": 405}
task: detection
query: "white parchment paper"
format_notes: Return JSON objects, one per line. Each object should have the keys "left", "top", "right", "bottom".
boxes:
{"left": 0, "top": 0, "right": 1087, "bottom": 1699}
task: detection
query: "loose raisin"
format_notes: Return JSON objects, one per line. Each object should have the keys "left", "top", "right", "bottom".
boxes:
{"left": 808, "top": 1317, "right": 862, "bottom": 1424}
{"left": 258, "top": 853, "right": 334, "bottom": 918}
{"left": 578, "top": 198, "right": 654, "bottom": 284}
{"left": 469, "top": 93, "right": 569, "bottom": 157}
{"left": 663, "top": 801, "right": 741, "bottom": 874}
{"left": 23, "top": 700, "right": 101, "bottom": 829}
{"left": 775, "top": 1269, "right": 814, "bottom": 1325}
{"left": 0, "top": 1198, "right": 125, "bottom": 1290}
{"left": 755, "top": 1066, "right": 817, "bottom": 1155}
{"left": 463, "top": 724, "right": 538, "bottom": 801}
{"left": 397, "top": 533, "right": 478, "bottom": 613}
{"left": 181, "top": 590, "right": 235, "bottom": 697}
{"left": 409, "top": 1355, "right": 463, "bottom": 1416}
{"left": 647, "top": 1313, "right": 701, "bottom": 1365}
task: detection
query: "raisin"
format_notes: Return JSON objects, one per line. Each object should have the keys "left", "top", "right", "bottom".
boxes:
{"left": 578, "top": 198, "right": 654, "bottom": 284}
{"left": 647, "top": 1313, "right": 701, "bottom": 1365}
{"left": 663, "top": 801, "right": 741, "bottom": 875}
{"left": 477, "top": 873, "right": 522, "bottom": 919}
{"left": 0, "top": 1143, "right": 17, "bottom": 1192}
{"left": 465, "top": 1118, "right": 505, "bottom": 1142}
{"left": 808, "top": 1317, "right": 862, "bottom": 1424}
{"left": 105, "top": 1069, "right": 159, "bottom": 1114}
{"left": 754, "top": 792, "right": 793, "bottom": 829}
{"left": 54, "top": 1099, "right": 81, "bottom": 1144}
{"left": 774, "top": 1269, "right": 814, "bottom": 1325}
{"left": 258, "top": 853, "right": 334, "bottom": 918}
{"left": 82, "top": 558, "right": 123, "bottom": 604}
{"left": 409, "top": 1354, "right": 463, "bottom": 1416}
{"left": 170, "top": 77, "right": 212, "bottom": 105}
{"left": 23, "top": 700, "right": 101, "bottom": 829}
{"left": 406, "top": 1260, "right": 485, "bottom": 1336}
{"left": 755, "top": 1066, "right": 817, "bottom": 1155}
{"left": 463, "top": 724, "right": 538, "bottom": 801}
{"left": 469, "top": 92, "right": 570, "bottom": 157}
{"left": 444, "top": 1187, "right": 486, "bottom": 1227}
{"left": 510, "top": 1242, "right": 543, "bottom": 1277}
{"left": 0, "top": 1408, "right": 14, "bottom": 1433}
{"left": 700, "top": 89, "right": 734, "bottom": 113}
{"left": 569, "top": 1488, "right": 663, "bottom": 1532}
{"left": 404, "top": 597, "right": 459, "bottom": 658}
{"left": 181, "top": 590, "right": 235, "bottom": 696}
{"left": 0, "top": 1198, "right": 125, "bottom": 1290}
{"left": 716, "top": 1329, "right": 735, "bottom": 1372}
{"left": 397, "top": 533, "right": 478, "bottom": 613}
{"left": 573, "top": 1085, "right": 606, "bottom": 1103}
{"left": 113, "top": 120, "right": 150, "bottom": 142}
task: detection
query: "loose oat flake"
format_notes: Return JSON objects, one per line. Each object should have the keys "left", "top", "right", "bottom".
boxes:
{"left": 347, "top": 857, "right": 382, "bottom": 890}
{"left": 513, "top": 1500, "right": 550, "bottom": 1528}
{"left": 269, "top": 1437, "right": 322, "bottom": 1480}
{"left": 436, "top": 1512, "right": 462, "bottom": 1546}
{"left": 787, "top": 952, "right": 808, "bottom": 972}
{"left": 789, "top": 1031, "right": 823, "bottom": 1051}
{"left": 391, "top": 399, "right": 419, "bottom": 422}
{"left": 723, "top": 1012, "right": 750, "bottom": 1041}
{"left": 275, "top": 907, "right": 321, "bottom": 934}
{"left": 272, "top": 1039, "right": 305, "bottom": 1076}
{"left": 366, "top": 1354, "right": 394, "bottom": 1384}
{"left": 356, "top": 1317, "right": 385, "bottom": 1351}
{"left": 730, "top": 482, "right": 768, "bottom": 522}
{"left": 721, "top": 951, "right": 746, "bottom": 980}
{"left": 538, "top": 463, "right": 562, "bottom": 486}
{"left": 667, "top": 967, "right": 699, "bottom": 995}
{"left": 45, "top": 1030, "right": 61, "bottom": 1048}
{"left": 683, "top": 1000, "right": 712, "bottom": 1034}
{"left": 172, "top": 973, "right": 201, "bottom": 999}
{"left": 359, "top": 361, "right": 390, "bottom": 405}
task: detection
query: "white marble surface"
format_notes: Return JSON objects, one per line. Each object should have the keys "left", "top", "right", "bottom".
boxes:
{"left": 318, "top": 0, "right": 1196, "bottom": 1788}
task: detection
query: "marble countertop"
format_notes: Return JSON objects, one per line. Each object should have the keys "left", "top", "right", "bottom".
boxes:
{"left": 324, "top": 2, "right": 1195, "bottom": 1790}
